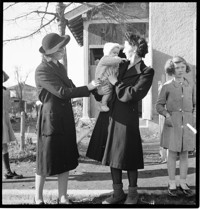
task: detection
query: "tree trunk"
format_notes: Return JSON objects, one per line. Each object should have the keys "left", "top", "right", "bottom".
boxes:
{"left": 56, "top": 2, "right": 68, "bottom": 75}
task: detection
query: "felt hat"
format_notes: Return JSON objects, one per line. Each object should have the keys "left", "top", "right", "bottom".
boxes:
{"left": 39, "top": 33, "right": 70, "bottom": 55}
{"left": 3, "top": 71, "right": 9, "bottom": 83}
{"left": 103, "top": 42, "right": 121, "bottom": 56}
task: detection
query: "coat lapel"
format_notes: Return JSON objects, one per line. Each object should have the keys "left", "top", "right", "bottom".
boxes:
{"left": 122, "top": 60, "right": 144, "bottom": 80}
{"left": 45, "top": 60, "right": 74, "bottom": 87}
{"left": 118, "top": 61, "right": 130, "bottom": 80}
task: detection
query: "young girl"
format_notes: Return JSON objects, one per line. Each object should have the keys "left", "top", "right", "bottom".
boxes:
{"left": 156, "top": 56, "right": 196, "bottom": 197}
{"left": 95, "top": 42, "right": 126, "bottom": 112}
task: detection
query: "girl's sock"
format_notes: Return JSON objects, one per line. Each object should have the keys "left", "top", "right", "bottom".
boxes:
{"left": 168, "top": 180, "right": 176, "bottom": 189}
{"left": 180, "top": 179, "right": 189, "bottom": 190}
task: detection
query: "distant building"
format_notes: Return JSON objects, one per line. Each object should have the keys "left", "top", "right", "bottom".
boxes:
{"left": 7, "top": 84, "right": 38, "bottom": 114}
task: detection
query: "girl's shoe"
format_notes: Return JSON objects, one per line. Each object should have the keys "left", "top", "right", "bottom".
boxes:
{"left": 167, "top": 184, "right": 178, "bottom": 197}
{"left": 179, "top": 184, "right": 194, "bottom": 197}
{"left": 4, "top": 171, "right": 23, "bottom": 179}
{"left": 57, "top": 198, "right": 71, "bottom": 204}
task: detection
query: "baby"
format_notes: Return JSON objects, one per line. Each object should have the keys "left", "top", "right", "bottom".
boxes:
{"left": 95, "top": 42, "right": 126, "bottom": 112}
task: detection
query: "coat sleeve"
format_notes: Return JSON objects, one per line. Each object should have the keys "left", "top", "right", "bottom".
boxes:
{"left": 35, "top": 65, "right": 90, "bottom": 100}
{"left": 90, "top": 89, "right": 103, "bottom": 102}
{"left": 115, "top": 67, "right": 154, "bottom": 103}
{"left": 155, "top": 84, "right": 169, "bottom": 117}
{"left": 100, "top": 56, "right": 122, "bottom": 66}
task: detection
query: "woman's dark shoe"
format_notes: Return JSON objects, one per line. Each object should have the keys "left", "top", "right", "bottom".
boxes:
{"left": 179, "top": 184, "right": 194, "bottom": 197}
{"left": 4, "top": 171, "right": 23, "bottom": 179}
{"left": 168, "top": 185, "right": 178, "bottom": 197}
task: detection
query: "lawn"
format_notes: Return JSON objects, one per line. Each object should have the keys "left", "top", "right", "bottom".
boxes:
{"left": 5, "top": 117, "right": 197, "bottom": 206}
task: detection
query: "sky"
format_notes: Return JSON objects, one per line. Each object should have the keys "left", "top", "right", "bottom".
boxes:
{"left": 3, "top": 2, "right": 84, "bottom": 88}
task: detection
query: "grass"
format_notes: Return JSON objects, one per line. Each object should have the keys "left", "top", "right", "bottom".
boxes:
{"left": 6, "top": 118, "right": 197, "bottom": 206}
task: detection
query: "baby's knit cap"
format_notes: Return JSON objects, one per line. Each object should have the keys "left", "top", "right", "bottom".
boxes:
{"left": 103, "top": 42, "right": 121, "bottom": 56}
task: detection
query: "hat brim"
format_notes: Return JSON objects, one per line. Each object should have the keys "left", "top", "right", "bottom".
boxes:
{"left": 3, "top": 71, "right": 9, "bottom": 83}
{"left": 39, "top": 35, "right": 70, "bottom": 55}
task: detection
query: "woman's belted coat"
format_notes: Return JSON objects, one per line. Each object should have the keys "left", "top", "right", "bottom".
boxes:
{"left": 87, "top": 60, "right": 154, "bottom": 170}
{"left": 35, "top": 59, "right": 90, "bottom": 176}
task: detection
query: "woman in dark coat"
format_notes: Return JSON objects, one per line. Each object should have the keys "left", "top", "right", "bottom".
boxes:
{"left": 87, "top": 34, "right": 154, "bottom": 204}
{"left": 34, "top": 33, "right": 99, "bottom": 204}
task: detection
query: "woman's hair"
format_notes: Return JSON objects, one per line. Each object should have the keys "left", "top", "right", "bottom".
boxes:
{"left": 126, "top": 34, "right": 148, "bottom": 58}
{"left": 42, "top": 53, "right": 55, "bottom": 62}
{"left": 165, "top": 56, "right": 191, "bottom": 76}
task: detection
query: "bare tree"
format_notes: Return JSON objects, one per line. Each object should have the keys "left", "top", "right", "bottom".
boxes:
{"left": 13, "top": 66, "right": 31, "bottom": 112}
{"left": 3, "top": 2, "right": 139, "bottom": 74}
{"left": 3, "top": 2, "right": 75, "bottom": 73}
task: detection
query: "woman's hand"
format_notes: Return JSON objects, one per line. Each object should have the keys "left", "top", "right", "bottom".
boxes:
{"left": 98, "top": 84, "right": 112, "bottom": 95}
{"left": 87, "top": 80, "right": 101, "bottom": 91}
{"left": 165, "top": 113, "right": 173, "bottom": 127}
{"left": 106, "top": 68, "right": 118, "bottom": 85}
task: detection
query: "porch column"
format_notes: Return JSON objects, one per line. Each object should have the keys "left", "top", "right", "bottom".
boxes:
{"left": 142, "top": 15, "right": 153, "bottom": 120}
{"left": 82, "top": 18, "right": 90, "bottom": 120}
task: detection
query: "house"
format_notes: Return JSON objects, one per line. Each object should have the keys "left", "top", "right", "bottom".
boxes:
{"left": 64, "top": 2, "right": 196, "bottom": 127}
{"left": 8, "top": 84, "right": 38, "bottom": 114}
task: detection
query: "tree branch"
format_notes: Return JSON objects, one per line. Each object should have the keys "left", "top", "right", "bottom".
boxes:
{"left": 3, "top": 2, "right": 19, "bottom": 11}
{"left": 40, "top": 2, "right": 50, "bottom": 28}
{"left": 4, "top": 10, "right": 56, "bottom": 22}
{"left": 3, "top": 16, "right": 57, "bottom": 42}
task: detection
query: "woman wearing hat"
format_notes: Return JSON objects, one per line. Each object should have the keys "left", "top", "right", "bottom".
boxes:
{"left": 2, "top": 71, "right": 23, "bottom": 179}
{"left": 34, "top": 33, "right": 99, "bottom": 204}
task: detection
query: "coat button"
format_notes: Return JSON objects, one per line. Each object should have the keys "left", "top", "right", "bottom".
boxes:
{"left": 179, "top": 109, "right": 182, "bottom": 112}
{"left": 181, "top": 125, "right": 184, "bottom": 128}
{"left": 181, "top": 95, "right": 184, "bottom": 98}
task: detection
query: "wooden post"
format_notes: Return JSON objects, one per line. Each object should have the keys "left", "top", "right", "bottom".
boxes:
{"left": 82, "top": 17, "right": 90, "bottom": 120}
{"left": 24, "top": 101, "right": 27, "bottom": 113}
{"left": 20, "top": 111, "right": 25, "bottom": 151}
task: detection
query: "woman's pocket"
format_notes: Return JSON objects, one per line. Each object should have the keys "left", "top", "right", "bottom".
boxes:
{"left": 41, "top": 113, "right": 64, "bottom": 136}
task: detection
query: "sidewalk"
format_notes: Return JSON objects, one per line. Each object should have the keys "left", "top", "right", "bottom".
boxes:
{"left": 2, "top": 136, "right": 196, "bottom": 205}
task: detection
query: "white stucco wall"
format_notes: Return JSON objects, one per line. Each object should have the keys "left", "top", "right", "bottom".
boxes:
{"left": 150, "top": 2, "right": 196, "bottom": 116}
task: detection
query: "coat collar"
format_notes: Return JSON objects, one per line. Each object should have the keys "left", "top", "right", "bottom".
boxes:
{"left": 43, "top": 59, "right": 73, "bottom": 87}
{"left": 122, "top": 60, "right": 146, "bottom": 79}
{"left": 172, "top": 77, "right": 189, "bottom": 88}
{"left": 118, "top": 60, "right": 130, "bottom": 80}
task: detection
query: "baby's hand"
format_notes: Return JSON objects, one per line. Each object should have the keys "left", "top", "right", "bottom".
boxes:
{"left": 98, "top": 84, "right": 112, "bottom": 95}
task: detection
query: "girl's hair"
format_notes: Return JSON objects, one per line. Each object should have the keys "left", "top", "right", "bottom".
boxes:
{"left": 165, "top": 56, "right": 191, "bottom": 76}
{"left": 126, "top": 34, "right": 148, "bottom": 58}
